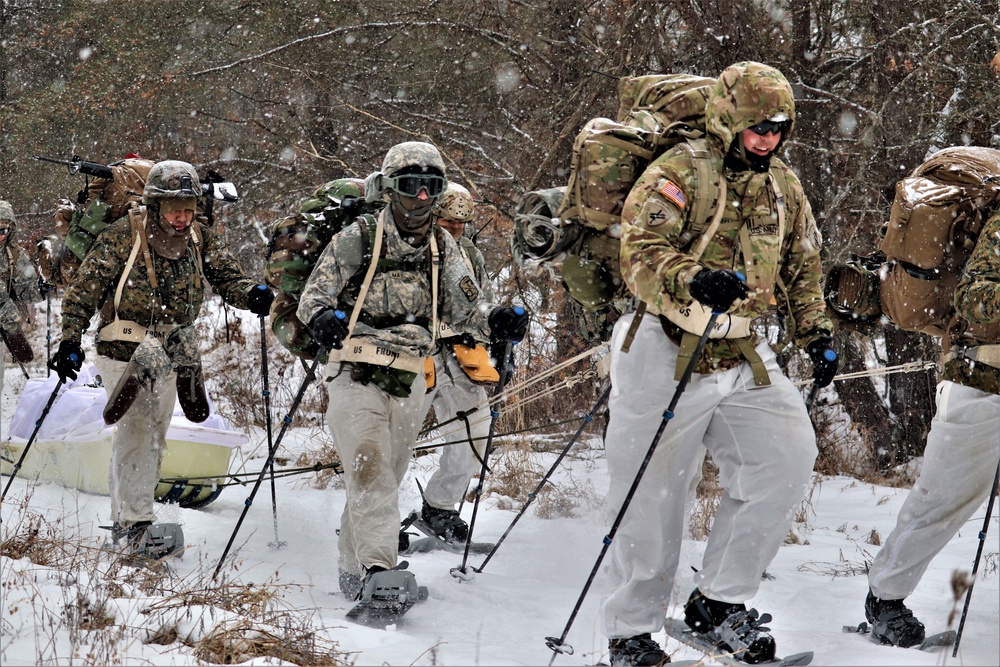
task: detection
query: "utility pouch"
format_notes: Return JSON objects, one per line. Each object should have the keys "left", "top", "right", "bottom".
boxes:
{"left": 176, "top": 364, "right": 209, "bottom": 423}
{"left": 103, "top": 335, "right": 172, "bottom": 425}
{"left": 2, "top": 323, "right": 34, "bottom": 364}
{"left": 350, "top": 363, "right": 417, "bottom": 398}
{"left": 453, "top": 344, "right": 500, "bottom": 385}
{"left": 424, "top": 357, "right": 436, "bottom": 393}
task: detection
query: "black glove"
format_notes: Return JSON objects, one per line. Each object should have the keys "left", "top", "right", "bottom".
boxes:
{"left": 688, "top": 269, "right": 749, "bottom": 313}
{"left": 49, "top": 340, "right": 85, "bottom": 382}
{"left": 38, "top": 278, "right": 55, "bottom": 296}
{"left": 247, "top": 284, "right": 275, "bottom": 317}
{"left": 488, "top": 306, "right": 529, "bottom": 343}
{"left": 308, "top": 308, "right": 349, "bottom": 350}
{"left": 806, "top": 336, "right": 839, "bottom": 388}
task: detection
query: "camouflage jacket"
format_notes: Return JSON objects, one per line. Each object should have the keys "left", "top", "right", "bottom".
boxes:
{"left": 297, "top": 208, "right": 493, "bottom": 360}
{"left": 620, "top": 140, "right": 832, "bottom": 373}
{"left": 949, "top": 208, "right": 1000, "bottom": 393}
{"left": 0, "top": 242, "right": 42, "bottom": 326}
{"left": 61, "top": 214, "right": 257, "bottom": 361}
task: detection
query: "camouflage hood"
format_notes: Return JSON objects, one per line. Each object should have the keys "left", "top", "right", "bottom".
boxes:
{"left": 705, "top": 62, "right": 795, "bottom": 153}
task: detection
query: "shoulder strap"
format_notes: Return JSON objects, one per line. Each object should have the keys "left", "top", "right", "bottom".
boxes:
{"left": 189, "top": 222, "right": 203, "bottom": 290}
{"left": 677, "top": 139, "right": 727, "bottom": 260}
{"left": 344, "top": 213, "right": 383, "bottom": 338}
{"left": 110, "top": 211, "right": 149, "bottom": 321}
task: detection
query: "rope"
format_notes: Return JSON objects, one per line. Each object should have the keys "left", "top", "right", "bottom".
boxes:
{"left": 793, "top": 359, "right": 936, "bottom": 387}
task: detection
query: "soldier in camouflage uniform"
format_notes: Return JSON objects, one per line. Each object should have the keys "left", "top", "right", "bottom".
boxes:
{"left": 863, "top": 192, "right": 1000, "bottom": 648}
{"left": 0, "top": 200, "right": 43, "bottom": 369}
{"left": 600, "top": 63, "right": 838, "bottom": 666}
{"left": 417, "top": 183, "right": 498, "bottom": 543}
{"left": 297, "top": 142, "right": 528, "bottom": 604}
{"left": 48, "top": 160, "right": 274, "bottom": 557}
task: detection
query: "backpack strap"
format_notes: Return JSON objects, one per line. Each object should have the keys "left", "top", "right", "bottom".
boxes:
{"left": 344, "top": 213, "right": 384, "bottom": 338}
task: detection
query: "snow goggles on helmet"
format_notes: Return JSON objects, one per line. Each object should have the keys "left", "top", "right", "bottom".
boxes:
{"left": 387, "top": 173, "right": 446, "bottom": 197}
{"left": 748, "top": 118, "right": 790, "bottom": 136}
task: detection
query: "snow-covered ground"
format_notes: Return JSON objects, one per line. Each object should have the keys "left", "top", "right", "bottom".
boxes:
{"left": 1, "top": 303, "right": 998, "bottom": 666}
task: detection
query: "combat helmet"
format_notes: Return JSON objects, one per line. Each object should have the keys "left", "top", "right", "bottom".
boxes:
{"left": 381, "top": 141, "right": 446, "bottom": 177}
{"left": 705, "top": 62, "right": 796, "bottom": 158}
{"left": 142, "top": 160, "right": 202, "bottom": 203}
{"left": 433, "top": 182, "right": 475, "bottom": 222}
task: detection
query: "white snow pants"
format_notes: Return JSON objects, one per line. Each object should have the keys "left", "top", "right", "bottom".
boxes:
{"left": 96, "top": 355, "right": 177, "bottom": 526}
{"left": 421, "top": 349, "right": 491, "bottom": 509}
{"left": 600, "top": 313, "right": 817, "bottom": 639}
{"left": 868, "top": 380, "right": 1000, "bottom": 600}
{"left": 325, "top": 364, "right": 426, "bottom": 575}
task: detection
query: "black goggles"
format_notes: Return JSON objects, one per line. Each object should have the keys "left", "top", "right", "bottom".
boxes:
{"left": 388, "top": 173, "right": 446, "bottom": 197}
{"left": 0, "top": 228, "right": 11, "bottom": 235}
{"left": 748, "top": 119, "right": 790, "bottom": 136}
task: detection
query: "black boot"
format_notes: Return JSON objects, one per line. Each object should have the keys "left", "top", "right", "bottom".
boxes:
{"left": 865, "top": 590, "right": 925, "bottom": 648}
{"left": 684, "top": 588, "right": 776, "bottom": 664}
{"left": 420, "top": 500, "right": 469, "bottom": 542}
{"left": 608, "top": 633, "right": 669, "bottom": 666}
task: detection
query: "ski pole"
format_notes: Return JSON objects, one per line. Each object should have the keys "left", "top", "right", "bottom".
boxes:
{"left": 475, "top": 381, "right": 610, "bottom": 574}
{"left": 952, "top": 457, "right": 1000, "bottom": 657}
{"left": 0, "top": 378, "right": 66, "bottom": 504}
{"left": 451, "top": 335, "right": 517, "bottom": 580}
{"left": 213, "top": 353, "right": 323, "bottom": 579}
{"left": 46, "top": 291, "right": 52, "bottom": 378}
{"left": 804, "top": 348, "right": 837, "bottom": 412}
{"left": 259, "top": 315, "right": 285, "bottom": 550}
{"left": 545, "top": 312, "right": 719, "bottom": 663}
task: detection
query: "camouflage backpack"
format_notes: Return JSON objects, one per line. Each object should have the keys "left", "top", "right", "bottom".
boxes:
{"left": 512, "top": 74, "right": 718, "bottom": 343}
{"left": 39, "top": 157, "right": 155, "bottom": 286}
{"left": 827, "top": 146, "right": 1000, "bottom": 341}
{"left": 264, "top": 178, "right": 386, "bottom": 360}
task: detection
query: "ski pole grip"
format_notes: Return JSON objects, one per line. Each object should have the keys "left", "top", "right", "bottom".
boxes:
{"left": 69, "top": 353, "right": 79, "bottom": 362}
{"left": 513, "top": 306, "right": 524, "bottom": 315}
{"left": 334, "top": 310, "right": 347, "bottom": 321}
{"left": 823, "top": 349, "right": 838, "bottom": 362}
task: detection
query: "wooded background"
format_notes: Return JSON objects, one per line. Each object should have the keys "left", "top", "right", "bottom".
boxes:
{"left": 1, "top": 0, "right": 998, "bottom": 475}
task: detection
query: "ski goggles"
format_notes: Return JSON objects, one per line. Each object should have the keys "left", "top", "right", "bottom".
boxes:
{"left": 0, "top": 228, "right": 11, "bottom": 236}
{"left": 386, "top": 173, "right": 446, "bottom": 198}
{"left": 748, "top": 118, "right": 790, "bottom": 136}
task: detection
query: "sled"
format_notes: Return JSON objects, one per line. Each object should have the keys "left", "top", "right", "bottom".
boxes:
{"left": 0, "top": 366, "right": 244, "bottom": 508}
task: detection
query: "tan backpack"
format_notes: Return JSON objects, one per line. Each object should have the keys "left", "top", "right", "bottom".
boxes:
{"left": 513, "top": 74, "right": 718, "bottom": 343}
{"left": 878, "top": 146, "right": 1000, "bottom": 339}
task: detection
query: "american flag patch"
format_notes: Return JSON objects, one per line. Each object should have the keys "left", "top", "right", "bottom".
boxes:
{"left": 659, "top": 180, "right": 687, "bottom": 209}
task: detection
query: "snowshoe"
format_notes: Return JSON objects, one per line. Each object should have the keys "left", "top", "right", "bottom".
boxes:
{"left": 664, "top": 617, "right": 813, "bottom": 667}
{"left": 843, "top": 621, "right": 953, "bottom": 652}
{"left": 608, "top": 633, "right": 670, "bottom": 666}
{"left": 345, "top": 561, "right": 428, "bottom": 628}
{"left": 400, "top": 510, "right": 495, "bottom": 555}
{"left": 103, "top": 521, "right": 184, "bottom": 566}
{"left": 683, "top": 589, "right": 776, "bottom": 664}
{"left": 420, "top": 500, "right": 469, "bottom": 542}
{"left": 864, "top": 590, "right": 926, "bottom": 648}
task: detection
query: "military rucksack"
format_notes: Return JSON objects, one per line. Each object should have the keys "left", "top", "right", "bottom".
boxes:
{"left": 39, "top": 157, "right": 155, "bottom": 286}
{"left": 263, "top": 178, "right": 386, "bottom": 360}
{"left": 513, "top": 74, "right": 717, "bottom": 342}
{"left": 827, "top": 146, "right": 1000, "bottom": 341}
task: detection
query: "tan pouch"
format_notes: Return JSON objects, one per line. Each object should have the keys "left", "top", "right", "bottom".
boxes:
{"left": 454, "top": 344, "right": 500, "bottom": 385}
{"left": 424, "top": 356, "right": 436, "bottom": 393}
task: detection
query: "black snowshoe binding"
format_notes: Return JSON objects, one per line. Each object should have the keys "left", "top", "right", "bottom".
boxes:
{"left": 864, "top": 590, "right": 926, "bottom": 648}
{"left": 684, "top": 588, "right": 776, "bottom": 664}
{"left": 345, "top": 561, "right": 428, "bottom": 628}
{"left": 609, "top": 633, "right": 670, "bottom": 666}
{"left": 106, "top": 521, "right": 184, "bottom": 563}
{"left": 420, "top": 500, "right": 469, "bottom": 542}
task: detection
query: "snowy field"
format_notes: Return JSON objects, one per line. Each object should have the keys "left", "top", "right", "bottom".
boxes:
{"left": 1, "top": 304, "right": 998, "bottom": 666}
